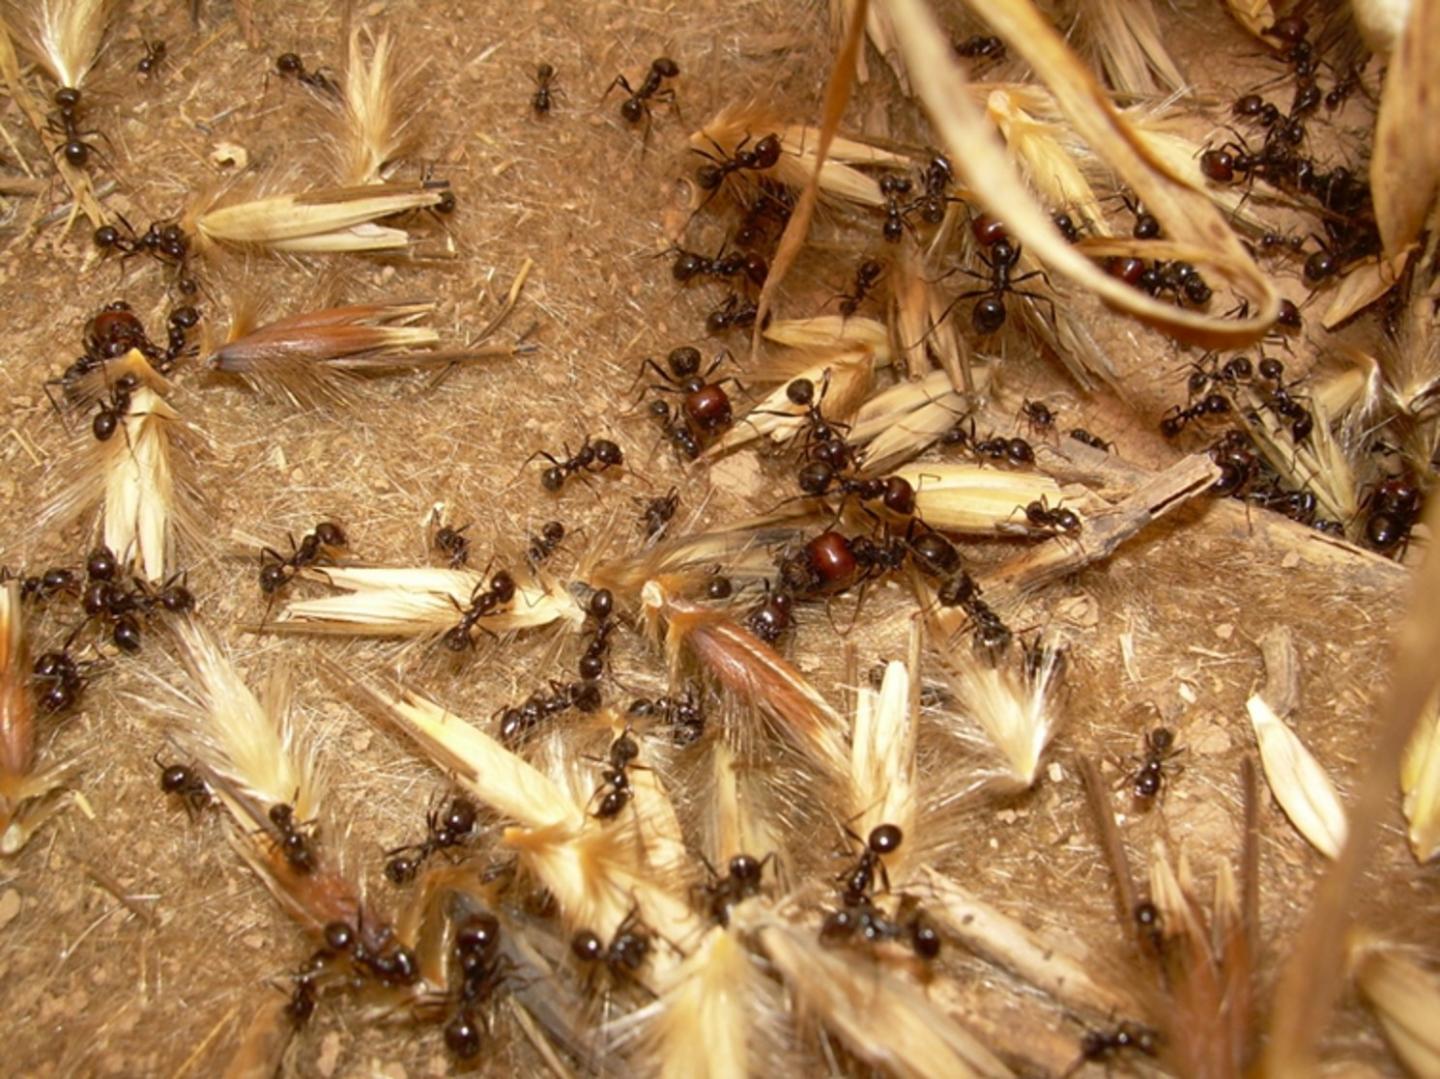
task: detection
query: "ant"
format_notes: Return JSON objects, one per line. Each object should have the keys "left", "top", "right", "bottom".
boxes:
{"left": 90, "top": 375, "right": 140, "bottom": 442}
{"left": 912, "top": 154, "right": 958, "bottom": 224}
{"left": 778, "top": 375, "right": 858, "bottom": 472}
{"left": 445, "top": 910, "right": 515, "bottom": 1059}
{"left": 1130, "top": 727, "right": 1181, "bottom": 803}
{"left": 1014, "top": 496, "right": 1082, "bottom": 538}
{"left": 496, "top": 679, "right": 599, "bottom": 744}
{"left": 646, "top": 400, "right": 703, "bottom": 461}
{"left": 527, "top": 520, "right": 566, "bottom": 563}
{"left": 432, "top": 518, "right": 470, "bottom": 567}
{"left": 45, "top": 86, "right": 107, "bottom": 169}
{"left": 18, "top": 565, "right": 79, "bottom": 603}
{"left": 384, "top": 795, "right": 478, "bottom": 883}
{"left": 1069, "top": 428, "right": 1111, "bottom": 451}
{"left": 137, "top": 40, "right": 166, "bottom": 76}
{"left": 838, "top": 823, "right": 902, "bottom": 904}
{"left": 1020, "top": 398, "right": 1056, "bottom": 435}
{"left": 1062, "top": 1022, "right": 1160, "bottom": 1077}
{"left": 942, "top": 417, "right": 1036, "bottom": 468}
{"left": 954, "top": 34, "right": 1006, "bottom": 63}
{"left": 587, "top": 727, "right": 641, "bottom": 819}
{"left": 1361, "top": 473, "right": 1424, "bottom": 555}
{"left": 879, "top": 174, "right": 913, "bottom": 242}
{"left": 1159, "top": 392, "right": 1231, "bottom": 438}
{"left": 258, "top": 521, "right": 347, "bottom": 597}
{"left": 531, "top": 62, "right": 560, "bottom": 115}
{"left": 94, "top": 217, "right": 199, "bottom": 294}
{"left": 32, "top": 639, "right": 92, "bottom": 714}
{"left": 776, "top": 531, "right": 861, "bottom": 597}
{"left": 639, "top": 346, "right": 743, "bottom": 440}
{"left": 698, "top": 853, "right": 771, "bottom": 926}
{"left": 746, "top": 583, "right": 795, "bottom": 645}
{"left": 155, "top": 752, "right": 212, "bottom": 816}
{"left": 942, "top": 233, "right": 1051, "bottom": 334}
{"left": 733, "top": 181, "right": 794, "bottom": 248}
{"left": 268, "top": 802, "right": 318, "bottom": 874}
{"left": 931, "top": 565, "right": 1013, "bottom": 664}
{"left": 1208, "top": 430, "right": 1262, "bottom": 497}
{"left": 638, "top": 489, "right": 679, "bottom": 539}
{"left": 628, "top": 685, "right": 705, "bottom": 745}
{"left": 531, "top": 437, "right": 624, "bottom": 492}
{"left": 705, "top": 292, "right": 761, "bottom": 335}
{"left": 604, "top": 56, "right": 679, "bottom": 128}
{"left": 444, "top": 569, "right": 516, "bottom": 651}
{"left": 692, "top": 132, "right": 782, "bottom": 194}
{"left": 1139, "top": 260, "right": 1212, "bottom": 307}
{"left": 571, "top": 910, "right": 651, "bottom": 980}
{"left": 795, "top": 464, "right": 917, "bottom": 519}
{"left": 275, "top": 52, "right": 338, "bottom": 95}
{"left": 575, "top": 588, "right": 618, "bottom": 685}
{"left": 1053, "top": 211, "right": 1083, "bottom": 243}
{"left": 671, "top": 244, "right": 768, "bottom": 289}
{"left": 819, "top": 896, "right": 941, "bottom": 960}
{"left": 837, "top": 259, "right": 885, "bottom": 316}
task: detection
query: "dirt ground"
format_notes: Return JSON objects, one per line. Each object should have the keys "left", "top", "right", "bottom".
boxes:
{"left": 0, "top": 0, "right": 1434, "bottom": 1076}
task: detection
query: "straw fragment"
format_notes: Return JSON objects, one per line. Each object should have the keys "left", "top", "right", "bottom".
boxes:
{"left": 1246, "top": 694, "right": 1348, "bottom": 859}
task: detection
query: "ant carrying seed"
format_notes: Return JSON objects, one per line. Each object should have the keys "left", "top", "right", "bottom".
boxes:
{"left": 604, "top": 56, "right": 679, "bottom": 128}
{"left": 571, "top": 909, "right": 651, "bottom": 980}
{"left": 384, "top": 795, "right": 479, "bottom": 884}
{"left": 268, "top": 802, "right": 318, "bottom": 874}
{"left": 638, "top": 489, "right": 679, "bottom": 540}
{"left": 444, "top": 569, "right": 516, "bottom": 652}
{"left": 155, "top": 752, "right": 212, "bottom": 816}
{"left": 837, "top": 259, "right": 885, "bottom": 317}
{"left": 1130, "top": 727, "right": 1181, "bottom": 803}
{"left": 531, "top": 62, "right": 560, "bottom": 115}
{"left": 275, "top": 52, "right": 338, "bottom": 95}
{"left": 530, "top": 437, "right": 624, "bottom": 493}
{"left": 527, "top": 520, "right": 566, "bottom": 563}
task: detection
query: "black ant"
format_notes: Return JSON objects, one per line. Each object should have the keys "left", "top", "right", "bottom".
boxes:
{"left": 155, "top": 752, "right": 212, "bottom": 816}
{"left": 692, "top": 132, "right": 782, "bottom": 193}
{"left": 576, "top": 588, "right": 617, "bottom": 684}
{"left": 138, "top": 40, "right": 166, "bottom": 76}
{"left": 587, "top": 727, "right": 641, "bottom": 820}
{"left": 778, "top": 375, "right": 858, "bottom": 472}
{"left": 1139, "top": 260, "right": 1212, "bottom": 307}
{"left": 1207, "top": 430, "right": 1262, "bottom": 497}
{"left": 604, "top": 56, "right": 679, "bottom": 127}
{"left": 531, "top": 62, "right": 560, "bottom": 115}
{"left": 953, "top": 34, "right": 1005, "bottom": 62}
{"left": 776, "top": 531, "right": 860, "bottom": 598}
{"left": 932, "top": 565, "right": 1013, "bottom": 664}
{"left": 671, "top": 244, "right": 768, "bottom": 289}
{"left": 527, "top": 520, "right": 566, "bottom": 563}
{"left": 638, "top": 489, "right": 679, "bottom": 539}
{"left": 531, "top": 437, "right": 624, "bottom": 492}
{"left": 1159, "top": 392, "right": 1231, "bottom": 438}
{"left": 432, "top": 518, "right": 470, "bottom": 567}
{"left": 1014, "top": 496, "right": 1082, "bottom": 538}
{"left": 1053, "top": 211, "right": 1083, "bottom": 243}
{"left": 1069, "top": 428, "right": 1111, "bottom": 451}
{"left": 1130, "top": 727, "right": 1181, "bottom": 803}
{"left": 942, "top": 417, "right": 1036, "bottom": 468}
{"left": 94, "top": 217, "right": 198, "bottom": 293}
{"left": 445, "top": 910, "right": 515, "bottom": 1059}
{"left": 268, "top": 801, "right": 318, "bottom": 873}
{"left": 647, "top": 400, "right": 703, "bottom": 461}
{"left": 819, "top": 896, "right": 941, "bottom": 960}
{"left": 628, "top": 685, "right": 705, "bottom": 745}
{"left": 384, "top": 795, "right": 478, "bottom": 884}
{"left": 275, "top": 52, "right": 338, "bottom": 95}
{"left": 32, "top": 638, "right": 93, "bottom": 714}
{"left": 496, "top": 679, "right": 599, "bottom": 744}
{"left": 258, "top": 521, "right": 348, "bottom": 597}
{"left": 698, "top": 853, "right": 771, "bottom": 925}
{"left": 746, "top": 583, "right": 795, "bottom": 645}
{"left": 1020, "top": 398, "right": 1056, "bottom": 434}
{"left": 795, "top": 464, "right": 917, "bottom": 519}
{"left": 705, "top": 292, "right": 761, "bottom": 335}
{"left": 837, "top": 258, "right": 885, "bottom": 316}
{"left": 838, "top": 823, "right": 902, "bottom": 904}
{"left": 45, "top": 86, "right": 107, "bottom": 169}
{"left": 1119, "top": 193, "right": 1161, "bottom": 239}
{"left": 1361, "top": 473, "right": 1424, "bottom": 555}
{"left": 732, "top": 181, "right": 794, "bottom": 248}
{"left": 572, "top": 910, "right": 651, "bottom": 980}
{"left": 18, "top": 565, "right": 79, "bottom": 604}
{"left": 90, "top": 375, "right": 140, "bottom": 442}
{"left": 941, "top": 234, "right": 1051, "bottom": 334}
{"left": 1062, "top": 1022, "right": 1160, "bottom": 1077}
{"left": 879, "top": 174, "right": 913, "bottom": 242}
{"left": 444, "top": 569, "right": 516, "bottom": 651}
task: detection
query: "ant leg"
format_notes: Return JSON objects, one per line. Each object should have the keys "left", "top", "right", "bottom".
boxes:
{"left": 601, "top": 74, "right": 635, "bottom": 102}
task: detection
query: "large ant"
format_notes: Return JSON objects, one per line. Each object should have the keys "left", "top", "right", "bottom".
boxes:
{"left": 571, "top": 910, "right": 651, "bottom": 980}
{"left": 587, "top": 728, "right": 641, "bottom": 819}
{"left": 1130, "top": 727, "right": 1181, "bottom": 803}
{"left": 275, "top": 52, "right": 338, "bottom": 95}
{"left": 531, "top": 62, "right": 560, "bottom": 115}
{"left": 671, "top": 245, "right": 768, "bottom": 289}
{"left": 692, "top": 132, "right": 782, "bottom": 194}
{"left": 943, "top": 227, "right": 1050, "bottom": 334}
{"left": 46, "top": 86, "right": 107, "bottom": 169}
{"left": 258, "top": 521, "right": 348, "bottom": 597}
{"left": 444, "top": 569, "right": 516, "bottom": 651}
{"left": 604, "top": 56, "right": 679, "bottom": 127}
{"left": 268, "top": 802, "right": 318, "bottom": 873}
{"left": 639, "top": 346, "right": 743, "bottom": 441}
{"left": 698, "top": 853, "right": 770, "bottom": 926}
{"left": 384, "top": 795, "right": 478, "bottom": 883}
{"left": 531, "top": 437, "right": 624, "bottom": 492}
{"left": 837, "top": 259, "right": 885, "bottom": 317}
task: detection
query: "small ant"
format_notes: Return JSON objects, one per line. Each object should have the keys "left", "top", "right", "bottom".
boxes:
{"left": 571, "top": 910, "right": 651, "bottom": 980}
{"left": 444, "top": 569, "right": 516, "bottom": 651}
{"left": 531, "top": 62, "right": 560, "bottom": 115}
{"left": 258, "top": 521, "right": 348, "bottom": 597}
{"left": 18, "top": 566, "right": 79, "bottom": 603}
{"left": 777, "top": 375, "right": 859, "bottom": 473}
{"left": 746, "top": 583, "right": 795, "bottom": 645}
{"left": 628, "top": 685, "right": 705, "bottom": 745}
{"left": 1069, "top": 428, "right": 1111, "bottom": 451}
{"left": 838, "top": 823, "right": 902, "bottom": 904}
{"left": 1063, "top": 1022, "right": 1160, "bottom": 1077}
{"left": 275, "top": 52, "right": 338, "bottom": 95}
{"left": 138, "top": 40, "right": 166, "bottom": 76}
{"left": 531, "top": 437, "right": 624, "bottom": 492}
{"left": 32, "top": 640, "right": 92, "bottom": 714}
{"left": 445, "top": 911, "right": 514, "bottom": 1059}
{"left": 527, "top": 520, "right": 566, "bottom": 563}
{"left": 496, "top": 679, "right": 598, "bottom": 744}
{"left": 705, "top": 293, "right": 761, "bottom": 335}
{"left": 1053, "top": 211, "right": 1082, "bottom": 243}
{"left": 90, "top": 375, "right": 140, "bottom": 442}
{"left": 1020, "top": 398, "right": 1056, "bottom": 434}
{"left": 587, "top": 727, "right": 641, "bottom": 819}
{"left": 837, "top": 259, "right": 885, "bottom": 317}
{"left": 819, "top": 897, "right": 941, "bottom": 960}
{"left": 155, "top": 752, "right": 212, "bottom": 816}
{"left": 575, "top": 588, "right": 618, "bottom": 686}
{"left": 647, "top": 400, "right": 702, "bottom": 461}
{"left": 1130, "top": 727, "right": 1181, "bottom": 803}
{"left": 384, "top": 795, "right": 478, "bottom": 884}
{"left": 953, "top": 34, "right": 1005, "bottom": 62}
{"left": 795, "top": 465, "right": 916, "bottom": 519}
{"left": 1015, "top": 496, "right": 1082, "bottom": 538}
{"left": 604, "top": 56, "right": 679, "bottom": 128}
{"left": 671, "top": 245, "right": 768, "bottom": 289}
{"left": 879, "top": 174, "right": 913, "bottom": 242}
{"left": 912, "top": 153, "right": 957, "bottom": 224}
{"left": 942, "top": 418, "right": 1036, "bottom": 468}
{"left": 698, "top": 853, "right": 771, "bottom": 926}
{"left": 268, "top": 802, "right": 318, "bottom": 874}
{"left": 1139, "top": 260, "right": 1212, "bottom": 307}
{"left": 432, "top": 519, "right": 470, "bottom": 567}
{"left": 638, "top": 489, "right": 679, "bottom": 539}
